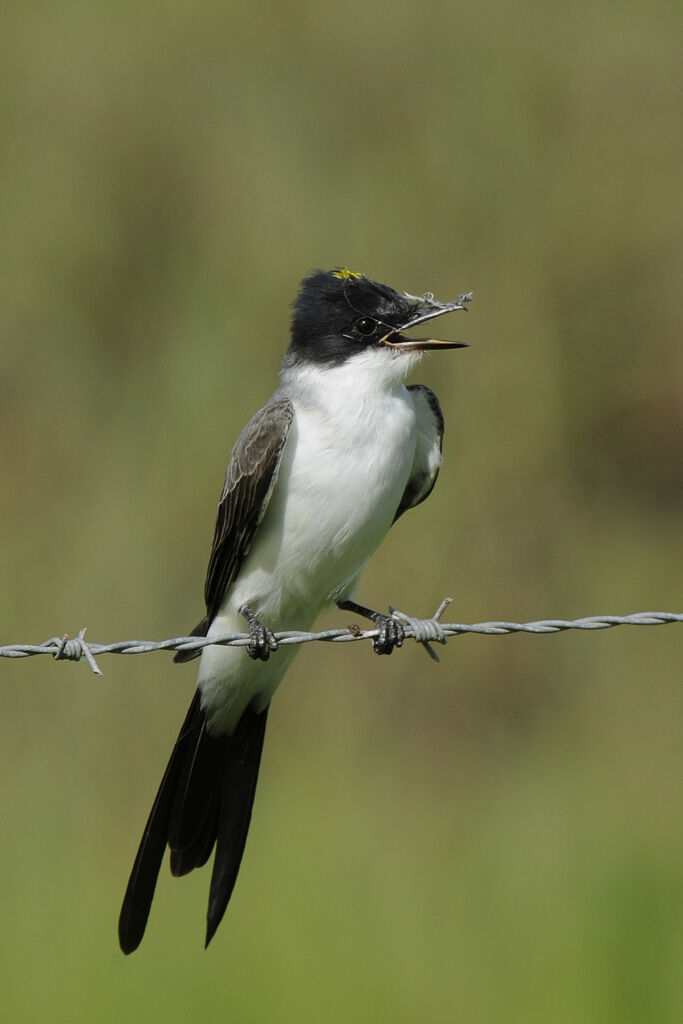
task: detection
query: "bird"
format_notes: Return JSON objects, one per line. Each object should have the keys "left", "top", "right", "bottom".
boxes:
{"left": 118, "top": 268, "right": 471, "bottom": 953}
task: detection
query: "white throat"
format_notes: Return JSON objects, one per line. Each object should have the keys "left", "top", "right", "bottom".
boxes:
{"left": 280, "top": 345, "right": 423, "bottom": 407}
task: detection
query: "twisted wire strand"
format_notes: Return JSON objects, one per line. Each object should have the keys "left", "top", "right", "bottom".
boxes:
{"left": 0, "top": 605, "right": 680, "bottom": 676}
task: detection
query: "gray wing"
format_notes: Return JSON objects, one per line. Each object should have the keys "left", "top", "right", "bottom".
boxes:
{"left": 393, "top": 385, "right": 444, "bottom": 522}
{"left": 174, "top": 396, "right": 294, "bottom": 662}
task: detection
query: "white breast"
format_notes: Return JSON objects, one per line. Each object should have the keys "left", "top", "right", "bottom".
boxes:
{"left": 199, "top": 347, "right": 421, "bottom": 733}
{"left": 230, "top": 351, "right": 419, "bottom": 621}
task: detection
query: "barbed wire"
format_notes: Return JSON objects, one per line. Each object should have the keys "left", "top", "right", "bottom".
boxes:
{"left": 0, "top": 600, "right": 680, "bottom": 676}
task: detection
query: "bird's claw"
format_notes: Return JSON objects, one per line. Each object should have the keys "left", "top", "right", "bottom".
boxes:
{"left": 239, "top": 605, "right": 279, "bottom": 661}
{"left": 247, "top": 623, "right": 278, "bottom": 661}
{"left": 371, "top": 613, "right": 405, "bottom": 656}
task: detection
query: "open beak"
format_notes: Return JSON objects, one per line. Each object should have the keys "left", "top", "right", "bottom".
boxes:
{"left": 380, "top": 291, "right": 472, "bottom": 353}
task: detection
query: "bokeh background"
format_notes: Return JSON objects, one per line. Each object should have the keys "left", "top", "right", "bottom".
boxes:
{"left": 1, "top": 1, "right": 681, "bottom": 1021}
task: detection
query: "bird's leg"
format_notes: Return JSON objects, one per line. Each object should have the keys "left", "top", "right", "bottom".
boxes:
{"left": 239, "top": 604, "right": 279, "bottom": 661}
{"left": 337, "top": 599, "right": 405, "bottom": 656}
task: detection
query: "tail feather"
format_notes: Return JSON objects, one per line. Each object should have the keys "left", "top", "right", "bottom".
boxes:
{"left": 206, "top": 707, "right": 269, "bottom": 948}
{"left": 170, "top": 777, "right": 221, "bottom": 877}
{"left": 118, "top": 693, "right": 203, "bottom": 954}
{"left": 118, "top": 694, "right": 268, "bottom": 954}
{"left": 168, "top": 720, "right": 226, "bottom": 857}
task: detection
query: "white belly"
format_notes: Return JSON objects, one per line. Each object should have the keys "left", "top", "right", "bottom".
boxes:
{"left": 198, "top": 366, "right": 418, "bottom": 734}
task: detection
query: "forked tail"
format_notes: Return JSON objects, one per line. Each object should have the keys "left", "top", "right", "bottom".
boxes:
{"left": 118, "top": 694, "right": 268, "bottom": 953}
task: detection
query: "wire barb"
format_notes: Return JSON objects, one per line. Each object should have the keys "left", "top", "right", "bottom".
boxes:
{"left": 52, "top": 628, "right": 103, "bottom": 676}
{"left": 0, "top": 606, "right": 681, "bottom": 676}
{"left": 389, "top": 597, "right": 452, "bottom": 661}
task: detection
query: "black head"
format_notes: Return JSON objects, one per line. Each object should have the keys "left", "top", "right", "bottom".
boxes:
{"left": 285, "top": 268, "right": 471, "bottom": 368}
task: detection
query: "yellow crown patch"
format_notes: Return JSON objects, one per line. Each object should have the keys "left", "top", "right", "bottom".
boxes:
{"left": 332, "top": 268, "right": 363, "bottom": 281}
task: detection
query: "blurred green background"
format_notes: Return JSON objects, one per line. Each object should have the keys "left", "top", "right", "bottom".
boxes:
{"left": 1, "top": 1, "right": 681, "bottom": 1020}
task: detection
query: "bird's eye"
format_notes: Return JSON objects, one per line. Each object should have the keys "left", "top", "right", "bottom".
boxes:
{"left": 354, "top": 317, "right": 377, "bottom": 337}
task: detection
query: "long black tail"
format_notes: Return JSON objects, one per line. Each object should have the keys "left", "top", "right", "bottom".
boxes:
{"left": 118, "top": 695, "right": 269, "bottom": 954}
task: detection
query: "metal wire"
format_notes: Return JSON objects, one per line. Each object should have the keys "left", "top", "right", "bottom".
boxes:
{"left": 1, "top": 601, "right": 680, "bottom": 676}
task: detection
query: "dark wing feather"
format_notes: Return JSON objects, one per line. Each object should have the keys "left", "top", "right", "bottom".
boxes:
{"left": 205, "top": 396, "right": 294, "bottom": 620}
{"left": 394, "top": 385, "right": 445, "bottom": 522}
{"left": 174, "top": 396, "right": 294, "bottom": 662}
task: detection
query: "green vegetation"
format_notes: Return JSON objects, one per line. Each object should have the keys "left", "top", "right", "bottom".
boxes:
{"left": 0, "top": 1, "right": 680, "bottom": 1020}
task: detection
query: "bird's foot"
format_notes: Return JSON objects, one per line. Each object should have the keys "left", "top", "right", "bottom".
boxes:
{"left": 370, "top": 612, "right": 405, "bottom": 655}
{"left": 239, "top": 605, "right": 278, "bottom": 661}
{"left": 337, "top": 599, "right": 405, "bottom": 656}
